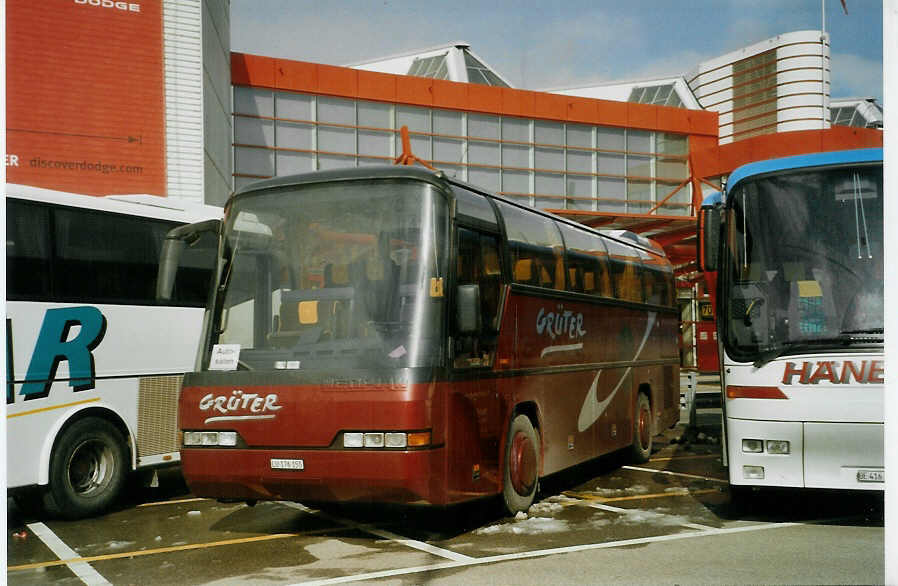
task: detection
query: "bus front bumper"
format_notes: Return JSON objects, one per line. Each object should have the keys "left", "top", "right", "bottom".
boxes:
{"left": 726, "top": 418, "right": 884, "bottom": 490}
{"left": 181, "top": 447, "right": 449, "bottom": 505}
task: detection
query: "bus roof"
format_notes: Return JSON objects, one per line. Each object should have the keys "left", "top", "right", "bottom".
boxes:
{"left": 234, "top": 165, "right": 447, "bottom": 197}
{"left": 726, "top": 147, "right": 882, "bottom": 196}
{"left": 6, "top": 183, "right": 221, "bottom": 224}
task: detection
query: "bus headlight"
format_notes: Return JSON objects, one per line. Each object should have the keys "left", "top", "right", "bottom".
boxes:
{"left": 341, "top": 430, "right": 431, "bottom": 449}
{"left": 384, "top": 433, "right": 407, "bottom": 448}
{"left": 183, "top": 431, "right": 238, "bottom": 447}
{"left": 742, "top": 439, "right": 764, "bottom": 453}
{"left": 766, "top": 440, "right": 790, "bottom": 454}
{"left": 743, "top": 465, "right": 765, "bottom": 479}
{"left": 363, "top": 432, "right": 385, "bottom": 448}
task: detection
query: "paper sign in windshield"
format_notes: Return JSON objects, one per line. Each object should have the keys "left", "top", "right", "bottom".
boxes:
{"left": 209, "top": 344, "right": 241, "bottom": 371}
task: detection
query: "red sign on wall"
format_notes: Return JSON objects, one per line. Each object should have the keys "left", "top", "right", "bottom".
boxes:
{"left": 6, "top": 0, "right": 166, "bottom": 196}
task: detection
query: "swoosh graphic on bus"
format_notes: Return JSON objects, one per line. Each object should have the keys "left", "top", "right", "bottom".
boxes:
{"left": 204, "top": 415, "right": 277, "bottom": 424}
{"left": 576, "top": 312, "right": 657, "bottom": 433}
{"left": 540, "top": 343, "right": 584, "bottom": 358}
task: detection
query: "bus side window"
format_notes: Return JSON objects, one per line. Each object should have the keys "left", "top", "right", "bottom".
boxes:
{"left": 454, "top": 227, "right": 501, "bottom": 368}
{"left": 495, "top": 200, "right": 564, "bottom": 291}
{"left": 6, "top": 201, "right": 51, "bottom": 300}
{"left": 606, "top": 239, "right": 644, "bottom": 303}
{"left": 557, "top": 223, "right": 612, "bottom": 297}
{"left": 639, "top": 250, "right": 673, "bottom": 306}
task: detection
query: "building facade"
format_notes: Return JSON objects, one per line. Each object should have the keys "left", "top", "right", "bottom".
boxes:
{"left": 231, "top": 53, "right": 718, "bottom": 258}
{"left": 687, "top": 31, "right": 831, "bottom": 144}
{"left": 5, "top": 0, "right": 231, "bottom": 204}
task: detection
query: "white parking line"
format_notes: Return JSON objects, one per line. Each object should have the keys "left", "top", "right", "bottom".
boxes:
{"left": 27, "top": 522, "right": 111, "bottom": 586}
{"left": 622, "top": 465, "right": 729, "bottom": 484}
{"left": 585, "top": 502, "right": 628, "bottom": 514}
{"left": 281, "top": 502, "right": 474, "bottom": 562}
{"left": 291, "top": 520, "right": 802, "bottom": 585}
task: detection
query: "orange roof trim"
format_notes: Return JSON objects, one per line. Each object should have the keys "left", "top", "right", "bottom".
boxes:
{"left": 231, "top": 52, "right": 719, "bottom": 136}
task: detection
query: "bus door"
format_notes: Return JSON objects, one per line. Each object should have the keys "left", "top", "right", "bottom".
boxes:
{"left": 448, "top": 216, "right": 505, "bottom": 497}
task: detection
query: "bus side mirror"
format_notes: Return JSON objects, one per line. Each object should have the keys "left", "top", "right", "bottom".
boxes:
{"left": 156, "top": 219, "right": 221, "bottom": 302}
{"left": 456, "top": 284, "right": 482, "bottom": 334}
{"left": 699, "top": 202, "right": 722, "bottom": 272}
{"left": 157, "top": 238, "right": 187, "bottom": 301}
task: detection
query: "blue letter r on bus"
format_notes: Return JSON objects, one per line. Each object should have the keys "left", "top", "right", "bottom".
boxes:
{"left": 21, "top": 306, "right": 107, "bottom": 398}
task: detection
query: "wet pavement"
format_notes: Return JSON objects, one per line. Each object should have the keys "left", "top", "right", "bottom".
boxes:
{"left": 7, "top": 393, "right": 885, "bottom": 585}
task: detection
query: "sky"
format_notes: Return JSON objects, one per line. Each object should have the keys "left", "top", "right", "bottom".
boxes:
{"left": 230, "top": 0, "right": 884, "bottom": 102}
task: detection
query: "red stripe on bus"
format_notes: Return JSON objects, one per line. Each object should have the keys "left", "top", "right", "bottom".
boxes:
{"left": 726, "top": 385, "right": 788, "bottom": 399}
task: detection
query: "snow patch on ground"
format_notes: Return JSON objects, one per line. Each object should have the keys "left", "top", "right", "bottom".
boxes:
{"left": 546, "top": 494, "right": 580, "bottom": 504}
{"left": 528, "top": 500, "right": 565, "bottom": 516}
{"left": 588, "top": 517, "right": 613, "bottom": 528}
{"left": 475, "top": 516, "right": 569, "bottom": 535}
{"left": 616, "top": 507, "right": 695, "bottom": 527}
{"left": 592, "top": 484, "right": 651, "bottom": 497}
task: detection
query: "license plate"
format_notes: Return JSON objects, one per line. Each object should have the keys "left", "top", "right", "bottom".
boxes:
{"left": 270, "top": 458, "right": 304, "bottom": 470}
{"left": 857, "top": 469, "right": 883, "bottom": 483}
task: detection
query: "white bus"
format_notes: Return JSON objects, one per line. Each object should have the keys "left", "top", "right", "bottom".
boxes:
{"left": 6, "top": 184, "right": 221, "bottom": 519}
{"left": 699, "top": 148, "right": 883, "bottom": 494}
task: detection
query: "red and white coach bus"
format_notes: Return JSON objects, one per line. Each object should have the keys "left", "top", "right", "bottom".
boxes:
{"left": 164, "top": 165, "right": 680, "bottom": 513}
{"left": 699, "top": 148, "right": 884, "bottom": 494}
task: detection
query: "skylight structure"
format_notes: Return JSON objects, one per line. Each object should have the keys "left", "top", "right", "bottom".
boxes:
{"left": 348, "top": 42, "right": 513, "bottom": 87}
{"left": 628, "top": 84, "right": 685, "bottom": 108}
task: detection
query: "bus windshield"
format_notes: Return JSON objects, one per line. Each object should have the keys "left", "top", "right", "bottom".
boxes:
{"left": 723, "top": 165, "right": 883, "bottom": 364}
{"left": 209, "top": 179, "right": 449, "bottom": 371}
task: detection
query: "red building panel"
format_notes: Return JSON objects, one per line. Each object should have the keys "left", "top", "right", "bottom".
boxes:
{"left": 276, "top": 60, "right": 318, "bottom": 94}
{"left": 7, "top": 1, "right": 166, "bottom": 196}
{"left": 317, "top": 64, "right": 359, "bottom": 99}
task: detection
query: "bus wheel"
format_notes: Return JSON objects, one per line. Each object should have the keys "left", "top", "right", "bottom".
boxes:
{"left": 630, "top": 393, "right": 652, "bottom": 463}
{"left": 503, "top": 414, "right": 540, "bottom": 515}
{"left": 45, "top": 417, "right": 128, "bottom": 520}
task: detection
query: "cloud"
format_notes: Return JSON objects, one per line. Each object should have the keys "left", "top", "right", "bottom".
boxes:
{"left": 830, "top": 52, "right": 883, "bottom": 99}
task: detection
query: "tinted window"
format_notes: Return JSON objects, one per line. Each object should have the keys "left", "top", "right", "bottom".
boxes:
{"left": 6, "top": 201, "right": 51, "bottom": 299}
{"left": 454, "top": 227, "right": 503, "bottom": 369}
{"left": 639, "top": 249, "right": 673, "bottom": 306}
{"left": 454, "top": 186, "right": 498, "bottom": 227}
{"left": 456, "top": 227, "right": 502, "bottom": 331}
{"left": 558, "top": 223, "right": 613, "bottom": 297}
{"left": 6, "top": 200, "right": 214, "bottom": 307}
{"left": 496, "top": 201, "right": 564, "bottom": 290}
{"left": 605, "top": 238, "right": 644, "bottom": 303}
{"left": 54, "top": 208, "right": 169, "bottom": 303}
{"left": 171, "top": 229, "right": 218, "bottom": 306}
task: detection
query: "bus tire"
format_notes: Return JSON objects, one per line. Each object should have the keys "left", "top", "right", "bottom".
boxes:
{"left": 44, "top": 417, "right": 128, "bottom": 520}
{"left": 502, "top": 414, "right": 540, "bottom": 515}
{"left": 630, "top": 392, "right": 652, "bottom": 463}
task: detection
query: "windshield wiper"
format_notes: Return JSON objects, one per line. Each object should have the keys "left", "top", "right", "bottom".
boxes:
{"left": 838, "top": 329, "right": 884, "bottom": 344}
{"left": 752, "top": 332, "right": 883, "bottom": 368}
{"left": 752, "top": 345, "right": 792, "bottom": 369}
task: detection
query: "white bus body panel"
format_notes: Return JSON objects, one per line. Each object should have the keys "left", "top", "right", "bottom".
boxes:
{"left": 7, "top": 301, "right": 206, "bottom": 488}
{"left": 6, "top": 184, "right": 220, "bottom": 492}
{"left": 723, "top": 352, "right": 884, "bottom": 490}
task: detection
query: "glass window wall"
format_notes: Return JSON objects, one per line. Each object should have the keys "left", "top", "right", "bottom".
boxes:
{"left": 233, "top": 88, "right": 692, "bottom": 216}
